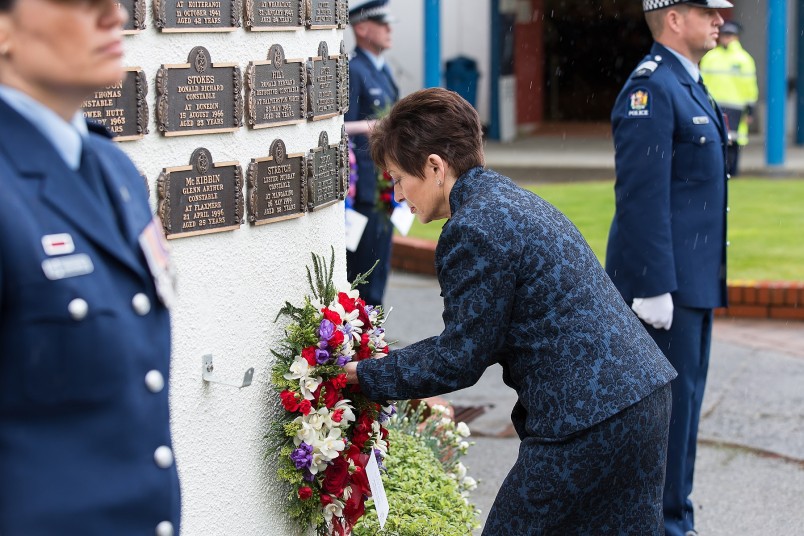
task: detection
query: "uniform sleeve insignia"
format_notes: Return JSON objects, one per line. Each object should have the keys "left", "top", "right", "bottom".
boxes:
{"left": 632, "top": 60, "right": 658, "bottom": 79}
{"left": 626, "top": 89, "right": 651, "bottom": 118}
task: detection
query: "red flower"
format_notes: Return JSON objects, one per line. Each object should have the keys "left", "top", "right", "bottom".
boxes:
{"left": 351, "top": 413, "right": 374, "bottom": 449}
{"left": 280, "top": 390, "right": 300, "bottom": 412}
{"left": 322, "top": 456, "right": 350, "bottom": 496}
{"left": 299, "top": 399, "right": 312, "bottom": 415}
{"left": 301, "top": 346, "right": 317, "bottom": 367}
{"left": 320, "top": 493, "right": 333, "bottom": 507}
{"left": 331, "top": 409, "right": 344, "bottom": 423}
{"left": 357, "top": 304, "right": 371, "bottom": 329}
{"left": 332, "top": 373, "right": 348, "bottom": 389}
{"left": 321, "top": 308, "right": 341, "bottom": 326}
{"left": 314, "top": 381, "right": 343, "bottom": 409}
{"left": 298, "top": 486, "right": 313, "bottom": 500}
{"left": 328, "top": 330, "right": 345, "bottom": 348}
{"left": 337, "top": 292, "right": 357, "bottom": 313}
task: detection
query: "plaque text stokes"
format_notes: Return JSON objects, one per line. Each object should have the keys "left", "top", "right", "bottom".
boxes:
{"left": 156, "top": 47, "right": 243, "bottom": 136}
{"left": 307, "top": 131, "right": 341, "bottom": 211}
{"left": 307, "top": 41, "right": 339, "bottom": 121}
{"left": 245, "top": 45, "right": 306, "bottom": 128}
{"left": 247, "top": 139, "right": 306, "bottom": 225}
{"left": 82, "top": 68, "right": 149, "bottom": 141}
{"left": 157, "top": 148, "right": 244, "bottom": 238}
{"left": 244, "top": 0, "right": 303, "bottom": 30}
{"left": 154, "top": 0, "right": 241, "bottom": 31}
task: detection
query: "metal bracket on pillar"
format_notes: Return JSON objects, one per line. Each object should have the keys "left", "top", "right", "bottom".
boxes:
{"left": 202, "top": 354, "right": 254, "bottom": 388}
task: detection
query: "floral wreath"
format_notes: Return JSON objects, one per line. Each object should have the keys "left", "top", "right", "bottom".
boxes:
{"left": 270, "top": 249, "right": 394, "bottom": 535}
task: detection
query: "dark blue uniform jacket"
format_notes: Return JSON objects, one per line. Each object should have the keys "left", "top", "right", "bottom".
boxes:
{"left": 0, "top": 99, "right": 180, "bottom": 535}
{"left": 606, "top": 43, "right": 728, "bottom": 309}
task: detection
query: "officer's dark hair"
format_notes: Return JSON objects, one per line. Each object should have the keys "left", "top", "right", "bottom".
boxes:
{"left": 369, "top": 87, "right": 484, "bottom": 180}
{"left": 0, "top": 0, "right": 14, "bottom": 11}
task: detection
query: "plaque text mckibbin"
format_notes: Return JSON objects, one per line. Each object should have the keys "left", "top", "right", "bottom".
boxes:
{"left": 82, "top": 68, "right": 149, "bottom": 141}
{"left": 153, "top": 0, "right": 241, "bottom": 32}
{"left": 156, "top": 46, "right": 243, "bottom": 137}
{"left": 245, "top": 44, "right": 306, "bottom": 128}
{"left": 307, "top": 131, "right": 340, "bottom": 211}
{"left": 307, "top": 41, "right": 339, "bottom": 121}
{"left": 247, "top": 139, "right": 306, "bottom": 225}
{"left": 119, "top": 0, "right": 146, "bottom": 32}
{"left": 244, "top": 0, "right": 303, "bottom": 30}
{"left": 157, "top": 148, "right": 244, "bottom": 238}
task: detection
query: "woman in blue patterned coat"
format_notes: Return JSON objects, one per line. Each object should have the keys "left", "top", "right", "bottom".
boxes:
{"left": 343, "top": 88, "right": 677, "bottom": 534}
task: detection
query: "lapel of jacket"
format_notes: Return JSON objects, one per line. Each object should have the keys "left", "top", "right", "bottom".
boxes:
{"left": 354, "top": 48, "right": 398, "bottom": 104}
{"left": 0, "top": 100, "right": 145, "bottom": 277}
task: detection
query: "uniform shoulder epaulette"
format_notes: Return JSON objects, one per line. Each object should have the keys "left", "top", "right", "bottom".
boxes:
{"left": 632, "top": 59, "right": 660, "bottom": 79}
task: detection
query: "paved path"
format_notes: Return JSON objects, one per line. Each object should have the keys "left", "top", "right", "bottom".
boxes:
{"left": 383, "top": 271, "right": 804, "bottom": 535}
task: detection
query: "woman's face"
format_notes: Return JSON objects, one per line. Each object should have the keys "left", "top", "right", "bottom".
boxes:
{"left": 0, "top": 0, "right": 127, "bottom": 105}
{"left": 387, "top": 157, "right": 451, "bottom": 225}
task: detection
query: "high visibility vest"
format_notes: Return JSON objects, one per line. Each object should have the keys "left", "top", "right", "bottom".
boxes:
{"left": 700, "top": 40, "right": 758, "bottom": 145}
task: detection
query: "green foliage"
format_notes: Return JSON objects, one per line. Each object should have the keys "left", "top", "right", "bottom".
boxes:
{"left": 306, "top": 247, "right": 337, "bottom": 304}
{"left": 352, "top": 430, "right": 479, "bottom": 536}
{"left": 404, "top": 178, "right": 804, "bottom": 281}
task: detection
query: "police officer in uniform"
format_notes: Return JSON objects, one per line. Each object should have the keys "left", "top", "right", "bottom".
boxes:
{"left": 700, "top": 20, "right": 759, "bottom": 176}
{"left": 345, "top": 0, "right": 398, "bottom": 306}
{"left": 606, "top": 1, "right": 732, "bottom": 535}
{"left": 0, "top": 0, "right": 180, "bottom": 533}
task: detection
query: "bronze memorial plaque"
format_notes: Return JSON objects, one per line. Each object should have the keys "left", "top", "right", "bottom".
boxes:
{"left": 82, "top": 68, "right": 149, "bottom": 141}
{"left": 306, "top": 0, "right": 346, "bottom": 29}
{"left": 156, "top": 46, "right": 243, "bottom": 137}
{"left": 337, "top": 40, "right": 349, "bottom": 115}
{"left": 307, "top": 131, "right": 341, "bottom": 211}
{"left": 244, "top": 0, "right": 303, "bottom": 30}
{"left": 247, "top": 139, "right": 306, "bottom": 225}
{"left": 245, "top": 44, "right": 306, "bottom": 129}
{"left": 157, "top": 148, "right": 244, "bottom": 239}
{"left": 307, "top": 42, "right": 339, "bottom": 121}
{"left": 154, "top": 0, "right": 241, "bottom": 32}
{"left": 338, "top": 124, "right": 349, "bottom": 197}
{"left": 120, "top": 0, "right": 147, "bottom": 32}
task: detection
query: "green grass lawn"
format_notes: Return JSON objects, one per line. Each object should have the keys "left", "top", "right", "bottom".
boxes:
{"left": 402, "top": 178, "right": 804, "bottom": 282}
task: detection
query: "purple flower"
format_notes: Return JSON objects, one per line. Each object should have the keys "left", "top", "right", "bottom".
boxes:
{"left": 315, "top": 348, "right": 330, "bottom": 365}
{"left": 374, "top": 448, "right": 386, "bottom": 472}
{"left": 336, "top": 354, "right": 351, "bottom": 367}
{"left": 303, "top": 469, "right": 315, "bottom": 482}
{"left": 318, "top": 319, "right": 335, "bottom": 341}
{"left": 290, "top": 443, "right": 313, "bottom": 470}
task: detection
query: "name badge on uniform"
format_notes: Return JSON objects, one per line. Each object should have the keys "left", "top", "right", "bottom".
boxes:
{"left": 138, "top": 216, "right": 177, "bottom": 309}
{"left": 692, "top": 116, "right": 710, "bottom": 125}
{"left": 369, "top": 88, "right": 383, "bottom": 96}
{"left": 42, "top": 253, "right": 94, "bottom": 280}
{"left": 41, "top": 233, "right": 75, "bottom": 256}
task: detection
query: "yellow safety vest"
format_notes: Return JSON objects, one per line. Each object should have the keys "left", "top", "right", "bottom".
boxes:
{"left": 700, "top": 40, "right": 758, "bottom": 145}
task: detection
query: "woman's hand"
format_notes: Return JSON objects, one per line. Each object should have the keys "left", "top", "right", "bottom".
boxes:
{"left": 344, "top": 362, "right": 359, "bottom": 384}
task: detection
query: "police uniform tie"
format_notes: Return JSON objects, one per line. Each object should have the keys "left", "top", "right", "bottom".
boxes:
{"left": 698, "top": 76, "right": 717, "bottom": 111}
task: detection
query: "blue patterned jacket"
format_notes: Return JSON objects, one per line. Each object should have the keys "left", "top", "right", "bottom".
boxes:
{"left": 357, "top": 168, "right": 676, "bottom": 439}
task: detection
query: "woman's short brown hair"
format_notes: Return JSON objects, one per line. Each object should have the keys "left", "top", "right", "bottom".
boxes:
{"left": 369, "top": 87, "right": 484, "bottom": 179}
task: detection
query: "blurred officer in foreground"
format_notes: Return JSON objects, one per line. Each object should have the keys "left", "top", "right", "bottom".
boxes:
{"left": 700, "top": 20, "right": 758, "bottom": 176}
{"left": 0, "top": 0, "right": 180, "bottom": 533}
{"left": 344, "top": 0, "right": 398, "bottom": 306}
{"left": 606, "top": 1, "right": 731, "bottom": 535}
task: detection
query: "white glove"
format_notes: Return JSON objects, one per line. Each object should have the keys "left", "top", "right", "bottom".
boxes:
{"left": 632, "top": 293, "right": 674, "bottom": 330}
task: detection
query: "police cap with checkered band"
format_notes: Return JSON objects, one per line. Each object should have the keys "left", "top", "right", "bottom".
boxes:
{"left": 349, "top": 0, "right": 395, "bottom": 24}
{"left": 643, "top": 0, "right": 733, "bottom": 12}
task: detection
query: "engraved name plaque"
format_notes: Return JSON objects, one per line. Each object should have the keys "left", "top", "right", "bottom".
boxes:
{"left": 307, "top": 131, "right": 341, "bottom": 211}
{"left": 247, "top": 139, "right": 306, "bottom": 225}
{"left": 157, "top": 148, "right": 244, "bottom": 238}
{"left": 337, "top": 40, "right": 349, "bottom": 114}
{"left": 338, "top": 124, "right": 349, "bottom": 197}
{"left": 120, "top": 0, "right": 147, "bottom": 32}
{"left": 244, "top": 0, "right": 303, "bottom": 30}
{"left": 154, "top": 0, "right": 241, "bottom": 32}
{"left": 245, "top": 45, "right": 306, "bottom": 129}
{"left": 82, "top": 68, "right": 149, "bottom": 141}
{"left": 307, "top": 42, "right": 339, "bottom": 121}
{"left": 156, "top": 47, "right": 243, "bottom": 137}
{"left": 306, "top": 0, "right": 337, "bottom": 29}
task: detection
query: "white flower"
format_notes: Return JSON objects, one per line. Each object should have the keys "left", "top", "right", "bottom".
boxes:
{"left": 300, "top": 375, "right": 323, "bottom": 400}
{"left": 454, "top": 462, "right": 467, "bottom": 480}
{"left": 462, "top": 476, "right": 478, "bottom": 491}
{"left": 283, "top": 355, "right": 311, "bottom": 381}
{"left": 456, "top": 422, "right": 471, "bottom": 437}
{"left": 316, "top": 428, "right": 346, "bottom": 461}
{"left": 330, "top": 399, "right": 356, "bottom": 426}
{"left": 431, "top": 404, "right": 448, "bottom": 415}
{"left": 322, "top": 497, "right": 345, "bottom": 523}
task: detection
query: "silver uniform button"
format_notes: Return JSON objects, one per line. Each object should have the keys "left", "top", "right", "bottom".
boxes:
{"left": 726, "top": 206, "right": 731, "bottom": 213}
{"left": 132, "top": 293, "right": 151, "bottom": 316}
{"left": 726, "top": 241, "right": 731, "bottom": 247}
{"left": 699, "top": 136, "right": 706, "bottom": 145}
{"left": 726, "top": 173, "right": 732, "bottom": 179}
{"left": 154, "top": 446, "right": 174, "bottom": 469}
{"left": 68, "top": 298, "right": 88, "bottom": 321}
{"left": 373, "top": 99, "right": 380, "bottom": 107}
{"left": 155, "top": 521, "right": 174, "bottom": 536}
{"left": 654, "top": 55, "right": 662, "bottom": 61}
{"left": 145, "top": 370, "right": 165, "bottom": 393}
